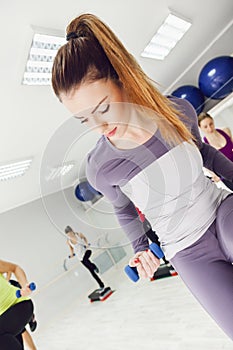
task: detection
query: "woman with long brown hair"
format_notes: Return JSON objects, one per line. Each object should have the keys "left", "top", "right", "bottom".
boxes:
{"left": 52, "top": 14, "right": 233, "bottom": 339}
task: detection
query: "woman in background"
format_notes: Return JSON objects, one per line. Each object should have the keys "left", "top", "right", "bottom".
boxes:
{"left": 198, "top": 112, "right": 233, "bottom": 190}
{"left": 64, "top": 226, "right": 105, "bottom": 290}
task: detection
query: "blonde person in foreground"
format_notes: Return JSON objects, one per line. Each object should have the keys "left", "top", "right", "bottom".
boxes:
{"left": 52, "top": 13, "right": 233, "bottom": 339}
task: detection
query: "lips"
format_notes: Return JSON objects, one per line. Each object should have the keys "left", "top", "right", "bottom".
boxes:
{"left": 106, "top": 127, "right": 117, "bottom": 138}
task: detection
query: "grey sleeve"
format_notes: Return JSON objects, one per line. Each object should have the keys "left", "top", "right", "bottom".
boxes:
{"left": 199, "top": 144, "right": 233, "bottom": 181}
{"left": 86, "top": 155, "right": 149, "bottom": 253}
{"left": 172, "top": 97, "right": 233, "bottom": 182}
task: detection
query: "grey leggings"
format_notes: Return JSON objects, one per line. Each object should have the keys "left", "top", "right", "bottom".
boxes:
{"left": 170, "top": 194, "right": 233, "bottom": 340}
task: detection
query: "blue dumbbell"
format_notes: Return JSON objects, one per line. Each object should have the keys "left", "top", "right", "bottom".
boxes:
{"left": 16, "top": 282, "right": 36, "bottom": 298}
{"left": 124, "top": 243, "right": 164, "bottom": 282}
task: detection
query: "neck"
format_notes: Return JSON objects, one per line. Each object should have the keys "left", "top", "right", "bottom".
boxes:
{"left": 206, "top": 129, "right": 219, "bottom": 139}
{"left": 126, "top": 106, "right": 157, "bottom": 138}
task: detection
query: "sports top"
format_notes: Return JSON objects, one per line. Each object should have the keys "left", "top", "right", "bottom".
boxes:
{"left": 68, "top": 233, "right": 88, "bottom": 260}
{"left": 204, "top": 129, "right": 233, "bottom": 162}
{"left": 86, "top": 97, "right": 232, "bottom": 259}
{"left": 0, "top": 274, "right": 29, "bottom": 316}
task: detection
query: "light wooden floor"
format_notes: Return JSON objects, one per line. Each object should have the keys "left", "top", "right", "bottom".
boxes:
{"left": 32, "top": 264, "right": 232, "bottom": 350}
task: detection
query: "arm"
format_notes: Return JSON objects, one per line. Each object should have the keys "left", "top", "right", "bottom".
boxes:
{"left": 171, "top": 97, "right": 233, "bottom": 182}
{"left": 86, "top": 157, "right": 149, "bottom": 254}
{"left": 67, "top": 241, "right": 75, "bottom": 257}
{"left": 200, "top": 144, "right": 233, "bottom": 181}
{"left": 6, "top": 271, "right": 12, "bottom": 281}
{"left": 0, "top": 259, "right": 32, "bottom": 296}
{"left": 222, "top": 127, "right": 233, "bottom": 140}
{"left": 79, "top": 233, "right": 89, "bottom": 246}
{"left": 87, "top": 163, "right": 159, "bottom": 278}
{"left": 203, "top": 168, "right": 221, "bottom": 182}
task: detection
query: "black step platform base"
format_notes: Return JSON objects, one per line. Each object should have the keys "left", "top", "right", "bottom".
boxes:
{"left": 88, "top": 287, "right": 114, "bottom": 302}
{"left": 151, "top": 264, "right": 178, "bottom": 281}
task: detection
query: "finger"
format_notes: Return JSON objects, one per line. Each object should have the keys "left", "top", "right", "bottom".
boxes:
{"left": 20, "top": 289, "right": 31, "bottom": 297}
{"left": 136, "top": 263, "right": 148, "bottom": 279}
{"left": 140, "top": 251, "right": 160, "bottom": 277}
{"left": 128, "top": 251, "right": 145, "bottom": 267}
{"left": 129, "top": 257, "right": 140, "bottom": 267}
{"left": 147, "top": 250, "right": 161, "bottom": 266}
{"left": 139, "top": 254, "right": 155, "bottom": 277}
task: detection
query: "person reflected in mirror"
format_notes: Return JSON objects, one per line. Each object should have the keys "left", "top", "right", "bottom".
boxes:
{"left": 64, "top": 226, "right": 105, "bottom": 290}
{"left": 52, "top": 14, "right": 233, "bottom": 340}
{"left": 198, "top": 112, "right": 233, "bottom": 190}
{"left": 0, "top": 259, "right": 34, "bottom": 350}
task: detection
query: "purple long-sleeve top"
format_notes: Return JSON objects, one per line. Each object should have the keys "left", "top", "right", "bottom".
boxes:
{"left": 86, "top": 97, "right": 232, "bottom": 259}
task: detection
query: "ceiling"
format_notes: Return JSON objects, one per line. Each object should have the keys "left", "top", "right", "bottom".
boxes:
{"left": 0, "top": 0, "right": 233, "bottom": 213}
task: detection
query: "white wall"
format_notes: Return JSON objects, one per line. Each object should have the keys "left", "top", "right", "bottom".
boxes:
{"left": 213, "top": 104, "right": 233, "bottom": 131}
{"left": 209, "top": 93, "right": 233, "bottom": 131}
{"left": 0, "top": 187, "right": 133, "bottom": 329}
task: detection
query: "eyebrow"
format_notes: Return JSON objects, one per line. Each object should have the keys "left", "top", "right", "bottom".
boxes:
{"left": 74, "top": 95, "right": 108, "bottom": 120}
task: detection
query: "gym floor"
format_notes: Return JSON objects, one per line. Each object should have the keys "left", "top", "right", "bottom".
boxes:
{"left": 33, "top": 261, "right": 232, "bottom": 350}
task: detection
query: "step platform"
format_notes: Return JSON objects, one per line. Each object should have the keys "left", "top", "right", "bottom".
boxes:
{"left": 88, "top": 287, "right": 114, "bottom": 303}
{"left": 150, "top": 264, "right": 178, "bottom": 281}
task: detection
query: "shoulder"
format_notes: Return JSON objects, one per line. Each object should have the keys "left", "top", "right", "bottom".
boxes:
{"left": 167, "top": 95, "right": 196, "bottom": 112}
{"left": 86, "top": 137, "right": 103, "bottom": 186}
{"left": 78, "top": 232, "right": 85, "bottom": 239}
{"left": 86, "top": 136, "right": 113, "bottom": 187}
{"left": 167, "top": 96, "right": 197, "bottom": 124}
{"left": 222, "top": 127, "right": 232, "bottom": 138}
{"left": 0, "top": 260, "right": 17, "bottom": 273}
{"left": 86, "top": 136, "right": 105, "bottom": 168}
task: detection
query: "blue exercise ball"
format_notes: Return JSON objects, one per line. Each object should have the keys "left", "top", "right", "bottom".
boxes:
{"left": 171, "top": 85, "right": 205, "bottom": 114}
{"left": 198, "top": 56, "right": 233, "bottom": 99}
{"left": 88, "top": 184, "right": 102, "bottom": 197}
{"left": 75, "top": 181, "right": 101, "bottom": 202}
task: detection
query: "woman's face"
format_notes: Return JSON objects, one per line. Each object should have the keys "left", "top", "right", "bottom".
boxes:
{"left": 199, "top": 117, "right": 215, "bottom": 134}
{"left": 60, "top": 79, "right": 130, "bottom": 141}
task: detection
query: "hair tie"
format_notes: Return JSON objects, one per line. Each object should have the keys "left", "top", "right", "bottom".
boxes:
{"left": 66, "top": 32, "right": 78, "bottom": 41}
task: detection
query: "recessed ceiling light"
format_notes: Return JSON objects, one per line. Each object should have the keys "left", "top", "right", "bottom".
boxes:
{"left": 141, "top": 13, "right": 192, "bottom": 60}
{"left": 23, "top": 33, "right": 66, "bottom": 86}
{"left": 46, "top": 162, "right": 74, "bottom": 181}
{"left": 0, "top": 159, "right": 32, "bottom": 181}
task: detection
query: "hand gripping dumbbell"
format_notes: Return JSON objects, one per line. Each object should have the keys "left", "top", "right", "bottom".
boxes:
{"left": 16, "top": 282, "right": 36, "bottom": 298}
{"left": 124, "top": 243, "right": 164, "bottom": 282}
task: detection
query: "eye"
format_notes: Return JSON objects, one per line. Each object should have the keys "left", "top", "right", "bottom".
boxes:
{"left": 73, "top": 115, "right": 89, "bottom": 124}
{"left": 81, "top": 118, "right": 88, "bottom": 124}
{"left": 98, "top": 104, "right": 110, "bottom": 114}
